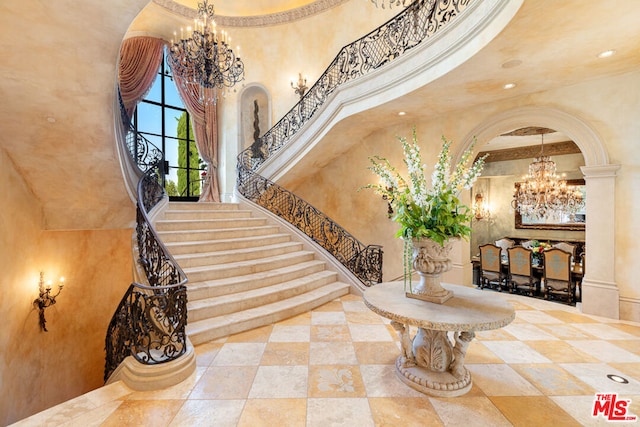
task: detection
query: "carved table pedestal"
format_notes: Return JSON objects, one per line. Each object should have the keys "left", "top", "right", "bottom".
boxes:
{"left": 364, "top": 282, "right": 514, "bottom": 397}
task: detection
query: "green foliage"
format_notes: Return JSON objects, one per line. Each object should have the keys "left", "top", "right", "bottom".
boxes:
{"left": 363, "top": 127, "right": 487, "bottom": 246}
{"left": 165, "top": 179, "right": 178, "bottom": 196}
{"left": 177, "top": 112, "right": 201, "bottom": 197}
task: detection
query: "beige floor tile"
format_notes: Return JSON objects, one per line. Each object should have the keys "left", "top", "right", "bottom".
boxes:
{"left": 341, "top": 300, "right": 369, "bottom": 312}
{"left": 308, "top": 365, "right": 366, "bottom": 398}
{"left": 505, "top": 299, "right": 537, "bottom": 310}
{"left": 429, "top": 396, "right": 512, "bottom": 427}
{"left": 100, "top": 399, "right": 184, "bottom": 427}
{"left": 348, "top": 324, "right": 394, "bottom": 342}
{"left": 368, "top": 397, "right": 443, "bottom": 426}
{"left": 525, "top": 340, "right": 599, "bottom": 363}
{"left": 226, "top": 325, "right": 273, "bottom": 342}
{"left": 466, "top": 364, "right": 542, "bottom": 396}
{"left": 248, "top": 365, "right": 308, "bottom": 398}
{"left": 306, "top": 398, "right": 374, "bottom": 427}
{"left": 543, "top": 310, "right": 597, "bottom": 323}
{"left": 309, "top": 342, "right": 358, "bottom": 365}
{"left": 481, "top": 341, "right": 552, "bottom": 364}
{"left": 610, "top": 340, "right": 640, "bottom": 355}
{"left": 511, "top": 363, "right": 594, "bottom": 395}
{"left": 344, "top": 310, "right": 384, "bottom": 324}
{"left": 194, "top": 341, "right": 225, "bottom": 367}
{"left": 465, "top": 341, "right": 504, "bottom": 364}
{"left": 211, "top": 342, "right": 266, "bottom": 366}
{"left": 610, "top": 323, "right": 640, "bottom": 337}
{"left": 353, "top": 341, "right": 400, "bottom": 365}
{"left": 339, "top": 293, "right": 364, "bottom": 301}
{"left": 238, "top": 399, "right": 306, "bottom": 427}
{"left": 515, "top": 310, "right": 565, "bottom": 324}
{"left": 567, "top": 340, "right": 640, "bottom": 363}
{"left": 536, "top": 323, "right": 595, "bottom": 340}
{"left": 311, "top": 311, "right": 347, "bottom": 325}
{"left": 490, "top": 396, "right": 583, "bottom": 426}
{"left": 275, "top": 312, "right": 311, "bottom": 326}
{"left": 312, "top": 300, "right": 344, "bottom": 312}
{"left": 260, "top": 342, "right": 309, "bottom": 365}
{"left": 168, "top": 400, "right": 245, "bottom": 427}
{"left": 359, "top": 364, "right": 425, "bottom": 398}
{"left": 310, "top": 324, "right": 351, "bottom": 342}
{"left": 474, "top": 328, "right": 517, "bottom": 341}
{"left": 189, "top": 366, "right": 257, "bottom": 399}
{"left": 269, "top": 325, "right": 311, "bottom": 342}
{"left": 607, "top": 363, "right": 640, "bottom": 382}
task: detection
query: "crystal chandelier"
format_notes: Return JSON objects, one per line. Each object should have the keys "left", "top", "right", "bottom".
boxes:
{"left": 168, "top": 0, "right": 244, "bottom": 100}
{"left": 511, "top": 133, "right": 584, "bottom": 222}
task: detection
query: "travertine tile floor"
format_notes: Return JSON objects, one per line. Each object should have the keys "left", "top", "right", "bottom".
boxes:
{"left": 15, "top": 290, "right": 640, "bottom": 426}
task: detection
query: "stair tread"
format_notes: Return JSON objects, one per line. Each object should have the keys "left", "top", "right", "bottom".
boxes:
{"left": 187, "top": 282, "right": 349, "bottom": 333}
{"left": 158, "top": 225, "right": 279, "bottom": 236}
{"left": 164, "top": 233, "right": 291, "bottom": 248}
{"left": 188, "top": 270, "right": 338, "bottom": 310}
{"left": 182, "top": 250, "right": 315, "bottom": 274}
{"left": 173, "top": 241, "right": 302, "bottom": 261}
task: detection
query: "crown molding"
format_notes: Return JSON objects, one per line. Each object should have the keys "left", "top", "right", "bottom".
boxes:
{"left": 152, "top": 0, "right": 349, "bottom": 27}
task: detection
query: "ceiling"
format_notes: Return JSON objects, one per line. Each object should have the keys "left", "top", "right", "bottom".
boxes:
{"left": 1, "top": 0, "right": 639, "bottom": 229}
{"left": 173, "top": 0, "right": 320, "bottom": 16}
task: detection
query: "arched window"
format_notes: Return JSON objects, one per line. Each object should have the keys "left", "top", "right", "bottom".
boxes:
{"left": 133, "top": 50, "right": 204, "bottom": 200}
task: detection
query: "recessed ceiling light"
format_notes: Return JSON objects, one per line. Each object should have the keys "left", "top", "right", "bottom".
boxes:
{"left": 398, "top": 111, "right": 406, "bottom": 116}
{"left": 598, "top": 50, "right": 616, "bottom": 59}
{"left": 503, "top": 83, "right": 516, "bottom": 90}
{"left": 607, "top": 374, "right": 629, "bottom": 384}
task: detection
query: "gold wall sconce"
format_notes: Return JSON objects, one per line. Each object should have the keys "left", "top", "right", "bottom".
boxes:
{"left": 34, "top": 272, "right": 65, "bottom": 332}
{"left": 291, "top": 73, "right": 308, "bottom": 99}
{"left": 472, "top": 193, "right": 490, "bottom": 220}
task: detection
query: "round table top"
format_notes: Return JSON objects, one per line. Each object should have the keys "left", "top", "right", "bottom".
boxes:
{"left": 364, "top": 282, "right": 515, "bottom": 332}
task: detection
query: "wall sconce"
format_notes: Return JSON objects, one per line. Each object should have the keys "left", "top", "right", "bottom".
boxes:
{"left": 472, "top": 193, "right": 490, "bottom": 221}
{"left": 291, "top": 73, "right": 308, "bottom": 99}
{"left": 33, "top": 272, "right": 65, "bottom": 332}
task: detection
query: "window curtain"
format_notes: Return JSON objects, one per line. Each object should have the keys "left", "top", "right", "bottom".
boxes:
{"left": 172, "top": 75, "right": 221, "bottom": 202}
{"left": 118, "top": 37, "right": 165, "bottom": 120}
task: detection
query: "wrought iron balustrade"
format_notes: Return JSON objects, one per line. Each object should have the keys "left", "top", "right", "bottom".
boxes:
{"left": 237, "top": 159, "right": 383, "bottom": 286}
{"left": 105, "top": 97, "right": 188, "bottom": 383}
{"left": 245, "top": 0, "right": 471, "bottom": 169}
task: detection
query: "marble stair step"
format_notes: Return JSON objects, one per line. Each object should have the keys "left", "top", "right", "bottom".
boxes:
{"left": 187, "top": 270, "right": 339, "bottom": 322}
{"left": 164, "top": 233, "right": 292, "bottom": 255}
{"left": 182, "top": 250, "right": 316, "bottom": 282}
{"left": 168, "top": 202, "right": 240, "bottom": 211}
{"left": 174, "top": 241, "right": 303, "bottom": 268}
{"left": 186, "top": 281, "right": 350, "bottom": 345}
{"left": 157, "top": 225, "right": 281, "bottom": 243}
{"left": 186, "top": 260, "right": 328, "bottom": 301}
{"left": 157, "top": 216, "right": 267, "bottom": 229}
{"left": 161, "top": 210, "right": 256, "bottom": 222}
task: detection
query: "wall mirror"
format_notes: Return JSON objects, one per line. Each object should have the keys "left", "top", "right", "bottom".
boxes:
{"left": 514, "top": 179, "right": 586, "bottom": 230}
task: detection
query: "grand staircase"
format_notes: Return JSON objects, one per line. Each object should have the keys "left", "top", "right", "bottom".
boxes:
{"left": 156, "top": 201, "right": 351, "bottom": 345}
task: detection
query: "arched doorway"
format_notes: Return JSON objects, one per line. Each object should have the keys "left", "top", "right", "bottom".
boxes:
{"left": 458, "top": 106, "right": 620, "bottom": 319}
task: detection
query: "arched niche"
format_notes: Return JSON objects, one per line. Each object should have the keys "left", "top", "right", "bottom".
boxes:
{"left": 456, "top": 106, "right": 620, "bottom": 319}
{"left": 238, "top": 83, "right": 271, "bottom": 153}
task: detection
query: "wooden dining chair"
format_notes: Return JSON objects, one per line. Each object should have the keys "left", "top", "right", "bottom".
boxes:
{"left": 552, "top": 242, "right": 577, "bottom": 259}
{"left": 543, "top": 248, "right": 575, "bottom": 304}
{"left": 495, "top": 238, "right": 515, "bottom": 258}
{"left": 507, "top": 246, "right": 539, "bottom": 296}
{"left": 479, "top": 244, "right": 506, "bottom": 291}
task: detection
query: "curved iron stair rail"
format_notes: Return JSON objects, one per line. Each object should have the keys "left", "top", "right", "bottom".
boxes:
{"left": 237, "top": 0, "right": 470, "bottom": 286}
{"left": 104, "top": 93, "right": 188, "bottom": 383}
{"left": 244, "top": 0, "right": 471, "bottom": 170}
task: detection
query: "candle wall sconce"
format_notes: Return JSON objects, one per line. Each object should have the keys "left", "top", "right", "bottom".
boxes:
{"left": 34, "top": 272, "right": 65, "bottom": 332}
{"left": 472, "top": 193, "right": 491, "bottom": 221}
{"left": 291, "top": 73, "right": 308, "bottom": 99}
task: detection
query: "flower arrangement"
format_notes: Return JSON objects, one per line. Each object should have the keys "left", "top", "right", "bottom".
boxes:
{"left": 363, "top": 128, "right": 487, "bottom": 245}
{"left": 530, "top": 240, "right": 552, "bottom": 254}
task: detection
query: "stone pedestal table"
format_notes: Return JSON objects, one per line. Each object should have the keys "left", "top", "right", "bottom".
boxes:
{"left": 364, "top": 282, "right": 515, "bottom": 397}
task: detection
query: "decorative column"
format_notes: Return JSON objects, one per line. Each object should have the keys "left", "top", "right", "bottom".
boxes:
{"left": 580, "top": 164, "right": 620, "bottom": 319}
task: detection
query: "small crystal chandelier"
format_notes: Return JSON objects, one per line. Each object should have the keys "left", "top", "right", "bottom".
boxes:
{"left": 511, "top": 132, "right": 584, "bottom": 221}
{"left": 168, "top": 0, "right": 244, "bottom": 101}
{"left": 369, "top": 0, "right": 414, "bottom": 8}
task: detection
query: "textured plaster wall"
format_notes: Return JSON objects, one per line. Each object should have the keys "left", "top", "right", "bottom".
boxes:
{"left": 287, "top": 71, "right": 640, "bottom": 319}
{"left": 0, "top": 148, "right": 134, "bottom": 425}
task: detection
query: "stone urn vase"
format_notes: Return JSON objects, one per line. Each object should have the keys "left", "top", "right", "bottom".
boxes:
{"left": 407, "top": 237, "right": 457, "bottom": 304}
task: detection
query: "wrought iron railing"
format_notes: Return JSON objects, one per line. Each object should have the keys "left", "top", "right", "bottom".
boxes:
{"left": 238, "top": 0, "right": 470, "bottom": 285}
{"left": 237, "top": 161, "right": 383, "bottom": 286}
{"left": 105, "top": 92, "right": 188, "bottom": 383}
{"left": 244, "top": 0, "right": 471, "bottom": 170}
